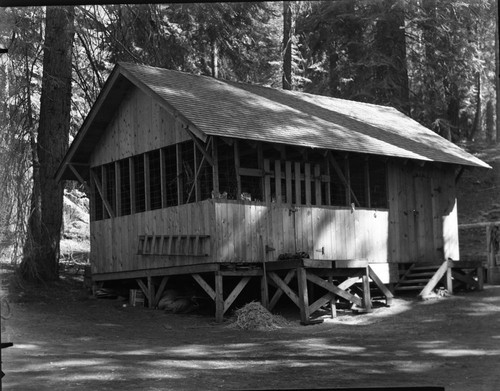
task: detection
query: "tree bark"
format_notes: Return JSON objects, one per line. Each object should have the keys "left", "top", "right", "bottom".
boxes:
{"left": 496, "top": 0, "right": 500, "bottom": 143}
{"left": 282, "top": 1, "right": 292, "bottom": 90}
{"left": 21, "top": 6, "right": 75, "bottom": 282}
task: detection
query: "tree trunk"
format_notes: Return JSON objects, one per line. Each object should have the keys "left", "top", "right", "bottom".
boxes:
{"left": 211, "top": 39, "right": 219, "bottom": 79}
{"left": 496, "top": 0, "right": 500, "bottom": 143}
{"left": 486, "top": 99, "right": 494, "bottom": 143}
{"left": 21, "top": 6, "right": 75, "bottom": 282}
{"left": 470, "top": 72, "right": 481, "bottom": 141}
{"left": 282, "top": 1, "right": 292, "bottom": 90}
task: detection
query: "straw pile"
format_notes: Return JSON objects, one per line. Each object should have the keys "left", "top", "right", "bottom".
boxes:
{"left": 228, "top": 301, "right": 291, "bottom": 330}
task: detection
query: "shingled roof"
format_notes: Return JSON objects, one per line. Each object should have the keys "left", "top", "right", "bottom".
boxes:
{"left": 57, "top": 62, "right": 489, "bottom": 181}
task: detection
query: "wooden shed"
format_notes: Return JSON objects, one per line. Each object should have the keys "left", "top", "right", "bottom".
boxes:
{"left": 57, "top": 63, "right": 489, "bottom": 322}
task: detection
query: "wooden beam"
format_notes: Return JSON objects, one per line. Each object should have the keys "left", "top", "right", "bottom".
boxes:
{"left": 455, "top": 166, "right": 465, "bottom": 184}
{"left": 264, "top": 159, "right": 271, "bottom": 203}
{"left": 136, "top": 278, "right": 150, "bottom": 304}
{"left": 297, "top": 267, "right": 311, "bottom": 323}
{"left": 364, "top": 157, "right": 371, "bottom": 208}
{"left": 306, "top": 272, "right": 363, "bottom": 307}
{"left": 215, "top": 272, "right": 224, "bottom": 322}
{"left": 309, "top": 293, "right": 335, "bottom": 314}
{"left": 314, "top": 164, "right": 321, "bottom": 206}
{"left": 129, "top": 157, "right": 136, "bottom": 214}
{"left": 304, "top": 163, "right": 311, "bottom": 206}
{"left": 324, "top": 155, "right": 331, "bottom": 206}
{"left": 238, "top": 167, "right": 264, "bottom": 177}
{"left": 419, "top": 260, "right": 449, "bottom": 298}
{"left": 224, "top": 276, "right": 251, "bottom": 313}
{"left": 153, "top": 276, "right": 170, "bottom": 307}
{"left": 187, "top": 130, "right": 214, "bottom": 166}
{"left": 268, "top": 271, "right": 300, "bottom": 308}
{"left": 285, "top": 161, "right": 292, "bottom": 204}
{"left": 234, "top": 140, "right": 242, "bottom": 197}
{"left": 269, "top": 269, "right": 296, "bottom": 310}
{"left": 176, "top": 144, "right": 183, "bottom": 205}
{"left": 91, "top": 169, "right": 115, "bottom": 218}
{"left": 115, "top": 161, "right": 121, "bottom": 217}
{"left": 294, "top": 162, "right": 301, "bottom": 204}
{"left": 326, "top": 151, "right": 360, "bottom": 207}
{"left": 144, "top": 154, "right": 151, "bottom": 211}
{"left": 368, "top": 265, "right": 394, "bottom": 305}
{"left": 68, "top": 164, "right": 90, "bottom": 193}
{"left": 361, "top": 273, "right": 372, "bottom": 312}
{"left": 212, "top": 137, "right": 220, "bottom": 194}
{"left": 147, "top": 276, "right": 155, "bottom": 309}
{"left": 160, "top": 148, "right": 167, "bottom": 208}
{"left": 275, "top": 160, "right": 282, "bottom": 203}
{"left": 187, "top": 137, "right": 214, "bottom": 203}
{"left": 192, "top": 274, "right": 216, "bottom": 300}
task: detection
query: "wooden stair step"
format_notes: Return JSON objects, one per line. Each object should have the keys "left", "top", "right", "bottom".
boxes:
{"left": 411, "top": 265, "right": 440, "bottom": 271}
{"left": 398, "top": 278, "right": 433, "bottom": 284}
{"left": 406, "top": 272, "right": 436, "bottom": 278}
{"left": 395, "top": 285, "right": 427, "bottom": 291}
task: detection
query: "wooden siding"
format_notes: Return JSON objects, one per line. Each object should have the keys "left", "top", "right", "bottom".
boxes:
{"left": 212, "top": 201, "right": 388, "bottom": 264}
{"left": 90, "top": 86, "right": 189, "bottom": 167}
{"left": 387, "top": 162, "right": 459, "bottom": 264}
{"left": 90, "top": 200, "right": 215, "bottom": 274}
{"left": 91, "top": 199, "right": 391, "bottom": 281}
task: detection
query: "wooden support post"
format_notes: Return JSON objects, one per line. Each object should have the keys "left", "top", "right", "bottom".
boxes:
{"left": 153, "top": 276, "right": 169, "bottom": 307}
{"left": 294, "top": 162, "right": 301, "bottom": 205}
{"left": 304, "top": 163, "right": 311, "bottom": 206}
{"left": 324, "top": 155, "right": 331, "bottom": 206}
{"left": 477, "top": 265, "right": 484, "bottom": 290}
{"left": 160, "top": 148, "right": 167, "bottom": 208}
{"left": 234, "top": 140, "right": 242, "bottom": 197}
{"left": 215, "top": 272, "right": 224, "bottom": 323}
{"left": 144, "top": 154, "right": 151, "bottom": 211}
{"left": 212, "top": 137, "right": 219, "bottom": 195}
{"left": 115, "top": 161, "right": 121, "bottom": 217}
{"left": 314, "top": 164, "right": 321, "bottom": 206}
{"left": 296, "top": 267, "right": 310, "bottom": 324}
{"left": 275, "top": 160, "right": 282, "bottom": 203}
{"left": 446, "top": 263, "right": 453, "bottom": 294}
{"left": 176, "top": 144, "right": 183, "bottom": 205}
{"left": 129, "top": 157, "right": 136, "bottom": 214}
{"left": 285, "top": 161, "right": 292, "bottom": 204}
{"left": 344, "top": 156, "right": 351, "bottom": 205}
{"left": 264, "top": 159, "right": 271, "bottom": 203}
{"left": 147, "top": 276, "right": 154, "bottom": 309}
{"left": 328, "top": 275, "right": 336, "bottom": 318}
{"left": 260, "top": 235, "right": 269, "bottom": 309}
{"left": 361, "top": 270, "right": 372, "bottom": 312}
{"left": 364, "top": 157, "right": 371, "bottom": 208}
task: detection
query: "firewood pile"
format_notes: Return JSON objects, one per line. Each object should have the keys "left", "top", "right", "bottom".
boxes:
{"left": 227, "top": 301, "right": 291, "bottom": 330}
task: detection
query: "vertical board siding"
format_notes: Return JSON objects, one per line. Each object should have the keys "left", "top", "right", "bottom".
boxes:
{"left": 91, "top": 201, "right": 390, "bottom": 275}
{"left": 90, "top": 87, "right": 189, "bottom": 167}
{"left": 213, "top": 202, "right": 388, "bottom": 264}
{"left": 387, "top": 162, "right": 459, "bottom": 265}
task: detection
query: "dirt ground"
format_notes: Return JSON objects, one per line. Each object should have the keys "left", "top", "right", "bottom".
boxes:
{"left": 2, "top": 267, "right": 500, "bottom": 391}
